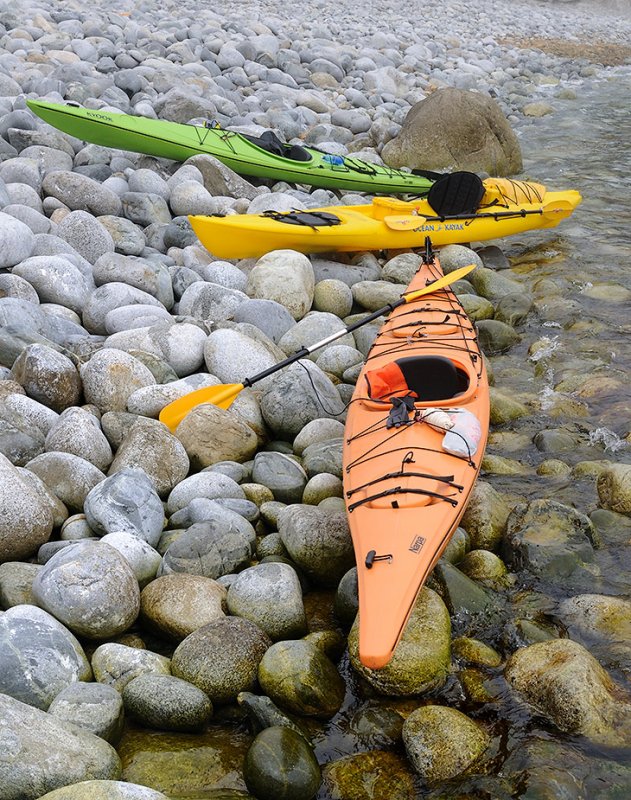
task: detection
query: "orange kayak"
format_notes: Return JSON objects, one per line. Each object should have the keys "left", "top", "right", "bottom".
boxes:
{"left": 343, "top": 249, "right": 489, "bottom": 670}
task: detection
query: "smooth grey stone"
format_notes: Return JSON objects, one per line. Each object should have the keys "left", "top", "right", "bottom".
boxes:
{"left": 84, "top": 468, "right": 165, "bottom": 547}
{"left": 0, "top": 605, "right": 91, "bottom": 710}
{"left": 60, "top": 513, "right": 95, "bottom": 541}
{"left": 56, "top": 210, "right": 115, "bottom": 264}
{"left": 104, "top": 304, "right": 173, "bottom": 334}
{"left": 0, "top": 451, "right": 54, "bottom": 561}
{"left": 227, "top": 561, "right": 307, "bottom": 640}
{"left": 101, "top": 532, "right": 161, "bottom": 588}
{"left": 0, "top": 561, "right": 41, "bottom": 608}
{"left": 123, "top": 674, "right": 213, "bottom": 732}
{"left": 48, "top": 682, "right": 124, "bottom": 743}
{"left": 251, "top": 451, "right": 308, "bottom": 504}
{"left": 98, "top": 214, "right": 146, "bottom": 256}
{"left": 203, "top": 460, "right": 251, "bottom": 483}
{"left": 92, "top": 252, "right": 174, "bottom": 309}
{"left": 0, "top": 210, "right": 36, "bottom": 267}
{"left": 38, "top": 539, "right": 98, "bottom": 564}
{"left": 1, "top": 203, "right": 51, "bottom": 234}
{"left": 277, "top": 311, "right": 355, "bottom": 358}
{"left": 169, "top": 497, "right": 256, "bottom": 527}
{"left": 0, "top": 272, "right": 40, "bottom": 303}
{"left": 162, "top": 218, "right": 197, "bottom": 249}
{"left": 233, "top": 298, "right": 295, "bottom": 344}
{"left": 80, "top": 349, "right": 156, "bottom": 413}
{"left": 186, "top": 153, "right": 260, "bottom": 201}
{"left": 127, "top": 168, "right": 170, "bottom": 199}
{"left": 82, "top": 282, "right": 165, "bottom": 335}
{"left": 0, "top": 297, "right": 89, "bottom": 348}
{"left": 311, "top": 255, "right": 382, "bottom": 287}
{"left": 26, "top": 451, "right": 105, "bottom": 511}
{"left": 171, "top": 616, "right": 271, "bottom": 704}
{"left": 32, "top": 541, "right": 140, "bottom": 639}
{"left": 301, "top": 438, "right": 343, "bottom": 479}
{"left": 121, "top": 192, "right": 172, "bottom": 226}
{"left": 178, "top": 281, "right": 248, "bottom": 322}
{"left": 160, "top": 514, "right": 255, "bottom": 580}
{"left": 0, "top": 694, "right": 121, "bottom": 795}
{"left": 13, "top": 256, "right": 93, "bottom": 315}
{"left": 42, "top": 171, "right": 122, "bottom": 216}
{"left": 106, "top": 417, "right": 189, "bottom": 498}
{"left": 167, "top": 471, "right": 245, "bottom": 515}
{"left": 11, "top": 343, "right": 81, "bottom": 412}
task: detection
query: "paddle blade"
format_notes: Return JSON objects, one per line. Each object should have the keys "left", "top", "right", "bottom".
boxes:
{"left": 159, "top": 383, "right": 245, "bottom": 431}
{"left": 402, "top": 263, "right": 476, "bottom": 302}
{"left": 384, "top": 214, "right": 427, "bottom": 231}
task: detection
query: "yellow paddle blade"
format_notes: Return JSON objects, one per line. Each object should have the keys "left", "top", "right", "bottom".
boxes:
{"left": 383, "top": 214, "right": 428, "bottom": 231}
{"left": 402, "top": 263, "right": 476, "bottom": 302}
{"left": 159, "top": 383, "right": 245, "bottom": 432}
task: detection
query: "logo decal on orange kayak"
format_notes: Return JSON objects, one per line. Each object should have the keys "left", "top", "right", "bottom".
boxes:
{"left": 409, "top": 536, "right": 426, "bottom": 553}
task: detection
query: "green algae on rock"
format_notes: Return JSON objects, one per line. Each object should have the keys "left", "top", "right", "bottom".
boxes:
{"left": 243, "top": 726, "right": 321, "bottom": 800}
{"left": 402, "top": 705, "right": 490, "bottom": 782}
{"left": 348, "top": 587, "right": 450, "bottom": 696}
{"left": 323, "top": 750, "right": 415, "bottom": 800}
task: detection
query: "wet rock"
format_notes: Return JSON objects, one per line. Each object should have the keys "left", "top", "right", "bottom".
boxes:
{"left": 11, "top": 343, "right": 81, "bottom": 411}
{"left": 92, "top": 643, "right": 171, "bottom": 692}
{"left": 348, "top": 588, "right": 451, "bottom": 696}
{"left": 505, "top": 639, "right": 631, "bottom": 745}
{"left": 140, "top": 573, "right": 227, "bottom": 640}
{"left": 172, "top": 617, "right": 271, "bottom": 704}
{"left": 36, "top": 782, "right": 169, "bottom": 800}
{"left": 502, "top": 499, "right": 597, "bottom": 581}
{"left": 597, "top": 463, "right": 631, "bottom": 515}
{"left": 403, "top": 705, "right": 490, "bottom": 782}
{"left": 237, "top": 692, "right": 305, "bottom": 738}
{"left": 123, "top": 674, "right": 213, "bottom": 732}
{"left": 490, "top": 388, "right": 529, "bottom": 424}
{"left": 0, "top": 605, "right": 91, "bottom": 710}
{"left": 227, "top": 562, "right": 307, "bottom": 640}
{"left": 334, "top": 567, "right": 358, "bottom": 627}
{"left": 458, "top": 549, "right": 509, "bottom": 588}
{"left": 278, "top": 505, "right": 354, "bottom": 587}
{"left": 494, "top": 293, "right": 533, "bottom": 326}
{"left": 84, "top": 468, "right": 165, "bottom": 546}
{"left": 0, "top": 694, "right": 121, "bottom": 799}
{"left": 323, "top": 751, "right": 414, "bottom": 800}
{"left": 557, "top": 593, "right": 631, "bottom": 669}
{"left": 432, "top": 560, "right": 501, "bottom": 618}
{"left": 459, "top": 293, "right": 495, "bottom": 321}
{"left": 247, "top": 250, "right": 314, "bottom": 321}
{"left": 48, "top": 682, "right": 124, "bottom": 743}
{"left": 258, "top": 639, "right": 344, "bottom": 718}
{"left": 452, "top": 637, "right": 502, "bottom": 667}
{"left": 115, "top": 725, "right": 251, "bottom": 797}
{"left": 244, "top": 726, "right": 321, "bottom": 800}
{"left": 476, "top": 319, "right": 521, "bottom": 354}
{"left": 0, "top": 452, "right": 53, "bottom": 560}
{"left": 32, "top": 541, "right": 140, "bottom": 639}
{"left": 460, "top": 480, "right": 511, "bottom": 550}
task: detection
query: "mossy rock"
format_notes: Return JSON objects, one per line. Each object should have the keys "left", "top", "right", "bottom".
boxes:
{"left": 243, "top": 726, "right": 321, "bottom": 800}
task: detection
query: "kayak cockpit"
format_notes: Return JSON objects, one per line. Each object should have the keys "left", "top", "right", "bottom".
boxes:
{"left": 241, "top": 130, "right": 312, "bottom": 162}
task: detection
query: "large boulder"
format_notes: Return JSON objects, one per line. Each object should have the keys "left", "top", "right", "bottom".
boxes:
{"left": 382, "top": 88, "right": 522, "bottom": 176}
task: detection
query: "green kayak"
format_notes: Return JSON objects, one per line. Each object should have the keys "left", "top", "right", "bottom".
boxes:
{"left": 26, "top": 98, "right": 438, "bottom": 195}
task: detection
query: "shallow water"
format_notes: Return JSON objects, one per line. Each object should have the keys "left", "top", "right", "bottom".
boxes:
{"left": 308, "top": 68, "right": 631, "bottom": 797}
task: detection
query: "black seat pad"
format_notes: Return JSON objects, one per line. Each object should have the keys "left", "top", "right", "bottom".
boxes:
{"left": 427, "top": 171, "right": 485, "bottom": 216}
{"left": 396, "top": 355, "right": 468, "bottom": 401}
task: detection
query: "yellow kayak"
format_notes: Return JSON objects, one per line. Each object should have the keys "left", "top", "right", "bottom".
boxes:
{"left": 189, "top": 179, "right": 581, "bottom": 259}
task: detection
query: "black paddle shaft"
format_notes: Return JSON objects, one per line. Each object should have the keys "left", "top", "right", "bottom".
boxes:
{"left": 241, "top": 297, "right": 407, "bottom": 389}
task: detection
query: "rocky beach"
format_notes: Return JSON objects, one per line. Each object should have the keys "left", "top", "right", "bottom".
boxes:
{"left": 1, "top": 0, "right": 631, "bottom": 797}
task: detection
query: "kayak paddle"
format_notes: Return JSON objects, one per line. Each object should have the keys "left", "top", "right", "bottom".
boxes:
{"left": 384, "top": 199, "right": 577, "bottom": 231}
{"left": 159, "top": 262, "right": 477, "bottom": 431}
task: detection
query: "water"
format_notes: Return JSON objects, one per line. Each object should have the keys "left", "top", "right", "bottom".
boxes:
{"left": 310, "top": 69, "right": 631, "bottom": 797}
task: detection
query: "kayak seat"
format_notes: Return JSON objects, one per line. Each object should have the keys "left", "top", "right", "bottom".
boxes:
{"left": 365, "top": 355, "right": 469, "bottom": 403}
{"left": 398, "top": 355, "right": 469, "bottom": 401}
{"left": 243, "top": 131, "right": 312, "bottom": 162}
{"left": 427, "top": 171, "right": 485, "bottom": 216}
